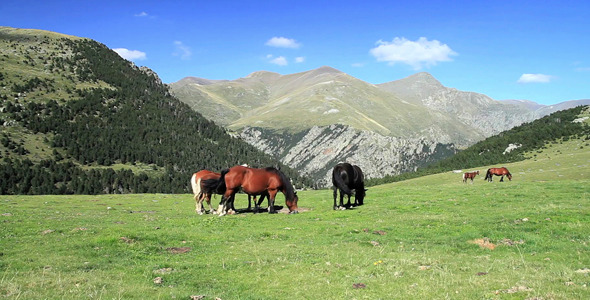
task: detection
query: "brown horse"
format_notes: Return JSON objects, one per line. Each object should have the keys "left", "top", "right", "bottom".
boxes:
{"left": 462, "top": 170, "right": 479, "bottom": 183}
{"left": 191, "top": 170, "right": 221, "bottom": 214}
{"left": 203, "top": 165, "right": 299, "bottom": 216}
{"left": 191, "top": 169, "right": 265, "bottom": 215}
{"left": 484, "top": 167, "right": 512, "bottom": 182}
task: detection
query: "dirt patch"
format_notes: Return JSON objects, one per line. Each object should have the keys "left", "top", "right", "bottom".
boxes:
{"left": 167, "top": 247, "right": 191, "bottom": 254}
{"left": 470, "top": 238, "right": 496, "bottom": 250}
{"left": 120, "top": 237, "right": 135, "bottom": 243}
{"left": 498, "top": 238, "right": 525, "bottom": 246}
{"left": 278, "top": 207, "right": 310, "bottom": 214}
{"left": 154, "top": 267, "right": 174, "bottom": 274}
{"left": 41, "top": 229, "right": 54, "bottom": 235}
{"left": 352, "top": 283, "right": 366, "bottom": 289}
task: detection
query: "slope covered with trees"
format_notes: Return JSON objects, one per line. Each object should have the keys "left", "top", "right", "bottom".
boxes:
{"left": 0, "top": 28, "right": 309, "bottom": 194}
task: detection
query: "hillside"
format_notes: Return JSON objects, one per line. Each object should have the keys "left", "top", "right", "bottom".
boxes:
{"left": 367, "top": 105, "right": 590, "bottom": 186}
{"left": 0, "top": 27, "right": 309, "bottom": 194}
{"left": 171, "top": 67, "right": 588, "bottom": 185}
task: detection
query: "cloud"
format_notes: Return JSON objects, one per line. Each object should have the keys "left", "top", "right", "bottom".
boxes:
{"left": 265, "top": 37, "right": 301, "bottom": 49}
{"left": 517, "top": 73, "right": 554, "bottom": 83}
{"left": 369, "top": 37, "right": 457, "bottom": 70}
{"left": 134, "top": 12, "right": 149, "bottom": 17}
{"left": 268, "top": 55, "right": 288, "bottom": 66}
{"left": 173, "top": 41, "right": 192, "bottom": 60}
{"left": 295, "top": 56, "right": 305, "bottom": 63}
{"left": 113, "top": 48, "right": 146, "bottom": 61}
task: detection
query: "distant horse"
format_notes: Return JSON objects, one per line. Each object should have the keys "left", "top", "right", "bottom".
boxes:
{"left": 462, "top": 170, "right": 479, "bottom": 183}
{"left": 332, "top": 163, "right": 367, "bottom": 210}
{"left": 191, "top": 170, "right": 264, "bottom": 215}
{"left": 484, "top": 167, "right": 512, "bottom": 182}
{"left": 203, "top": 165, "right": 299, "bottom": 216}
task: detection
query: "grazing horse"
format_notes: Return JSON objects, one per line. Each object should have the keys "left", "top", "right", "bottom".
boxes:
{"left": 484, "top": 167, "right": 512, "bottom": 182}
{"left": 203, "top": 165, "right": 299, "bottom": 216}
{"left": 191, "top": 170, "right": 222, "bottom": 215}
{"left": 462, "top": 170, "right": 480, "bottom": 183}
{"left": 191, "top": 170, "right": 263, "bottom": 214}
{"left": 332, "top": 163, "right": 367, "bottom": 210}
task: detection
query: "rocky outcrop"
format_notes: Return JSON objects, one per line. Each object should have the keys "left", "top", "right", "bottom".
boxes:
{"left": 238, "top": 125, "right": 456, "bottom": 187}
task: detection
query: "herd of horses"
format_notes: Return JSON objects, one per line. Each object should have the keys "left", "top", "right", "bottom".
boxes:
{"left": 190, "top": 163, "right": 512, "bottom": 216}
{"left": 463, "top": 167, "right": 512, "bottom": 183}
{"left": 190, "top": 162, "right": 366, "bottom": 216}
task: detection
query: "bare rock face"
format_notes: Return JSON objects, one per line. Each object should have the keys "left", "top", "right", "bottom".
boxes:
{"left": 238, "top": 125, "right": 456, "bottom": 187}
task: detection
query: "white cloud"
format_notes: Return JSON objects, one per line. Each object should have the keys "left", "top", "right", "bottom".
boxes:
{"left": 269, "top": 56, "right": 288, "bottom": 66}
{"left": 173, "top": 41, "right": 192, "bottom": 60}
{"left": 265, "top": 37, "right": 301, "bottom": 49}
{"left": 134, "top": 12, "right": 149, "bottom": 17}
{"left": 369, "top": 37, "right": 457, "bottom": 70}
{"left": 295, "top": 56, "right": 305, "bottom": 63}
{"left": 517, "top": 73, "right": 553, "bottom": 83}
{"left": 113, "top": 48, "right": 146, "bottom": 61}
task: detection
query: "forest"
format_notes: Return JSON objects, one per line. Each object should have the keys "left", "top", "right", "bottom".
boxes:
{"left": 0, "top": 37, "right": 309, "bottom": 194}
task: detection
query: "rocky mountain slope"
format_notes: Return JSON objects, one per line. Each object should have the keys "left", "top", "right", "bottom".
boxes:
{"left": 171, "top": 67, "right": 589, "bottom": 185}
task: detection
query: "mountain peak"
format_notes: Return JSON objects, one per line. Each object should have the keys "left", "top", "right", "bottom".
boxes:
{"left": 314, "top": 66, "right": 343, "bottom": 74}
{"left": 405, "top": 72, "right": 443, "bottom": 87}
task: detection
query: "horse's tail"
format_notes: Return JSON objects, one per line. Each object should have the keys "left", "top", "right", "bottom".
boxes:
{"left": 333, "top": 169, "right": 352, "bottom": 195}
{"left": 462, "top": 173, "right": 466, "bottom": 182}
{"left": 190, "top": 173, "right": 201, "bottom": 197}
{"left": 484, "top": 169, "right": 490, "bottom": 180}
{"left": 202, "top": 169, "right": 228, "bottom": 195}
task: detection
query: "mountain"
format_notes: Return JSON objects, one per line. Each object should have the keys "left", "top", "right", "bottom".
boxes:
{"left": 170, "top": 67, "right": 587, "bottom": 185}
{"left": 0, "top": 27, "right": 308, "bottom": 194}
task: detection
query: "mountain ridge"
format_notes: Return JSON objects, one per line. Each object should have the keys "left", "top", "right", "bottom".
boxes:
{"left": 171, "top": 66, "right": 589, "bottom": 184}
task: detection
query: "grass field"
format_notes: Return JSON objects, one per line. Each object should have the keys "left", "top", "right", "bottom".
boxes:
{"left": 1, "top": 139, "right": 589, "bottom": 299}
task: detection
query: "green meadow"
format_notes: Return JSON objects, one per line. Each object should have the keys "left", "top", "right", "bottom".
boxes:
{"left": 1, "top": 139, "right": 589, "bottom": 299}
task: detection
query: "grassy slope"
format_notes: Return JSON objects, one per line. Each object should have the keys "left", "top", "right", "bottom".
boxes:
{"left": 1, "top": 140, "right": 589, "bottom": 299}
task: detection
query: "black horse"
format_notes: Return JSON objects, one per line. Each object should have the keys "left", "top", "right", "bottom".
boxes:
{"left": 332, "top": 163, "right": 367, "bottom": 210}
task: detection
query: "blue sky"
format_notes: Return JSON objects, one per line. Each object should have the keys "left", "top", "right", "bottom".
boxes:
{"left": 1, "top": 0, "right": 589, "bottom": 105}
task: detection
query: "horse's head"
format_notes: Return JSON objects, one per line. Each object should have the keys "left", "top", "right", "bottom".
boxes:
{"left": 356, "top": 188, "right": 367, "bottom": 206}
{"left": 287, "top": 191, "right": 299, "bottom": 214}
{"left": 507, "top": 173, "right": 512, "bottom": 181}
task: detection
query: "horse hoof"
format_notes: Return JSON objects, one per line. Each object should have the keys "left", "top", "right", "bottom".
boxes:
{"left": 197, "top": 211, "right": 203, "bottom": 215}
{"left": 289, "top": 210, "right": 299, "bottom": 214}
{"left": 339, "top": 206, "right": 346, "bottom": 210}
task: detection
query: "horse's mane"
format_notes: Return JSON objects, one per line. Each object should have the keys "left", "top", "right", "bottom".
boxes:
{"left": 265, "top": 167, "right": 296, "bottom": 200}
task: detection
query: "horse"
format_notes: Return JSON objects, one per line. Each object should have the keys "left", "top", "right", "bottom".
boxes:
{"left": 462, "top": 170, "right": 479, "bottom": 183}
{"left": 484, "top": 167, "right": 512, "bottom": 182}
{"left": 202, "top": 165, "right": 299, "bottom": 216}
{"left": 191, "top": 170, "right": 264, "bottom": 215}
{"left": 191, "top": 170, "right": 221, "bottom": 215}
{"left": 332, "top": 163, "right": 367, "bottom": 210}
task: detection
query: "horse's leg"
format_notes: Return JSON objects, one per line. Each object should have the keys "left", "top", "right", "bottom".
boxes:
{"left": 247, "top": 195, "right": 253, "bottom": 211}
{"left": 205, "top": 193, "right": 216, "bottom": 214}
{"left": 194, "top": 192, "right": 203, "bottom": 215}
{"left": 268, "top": 189, "right": 278, "bottom": 214}
{"left": 346, "top": 193, "right": 352, "bottom": 207}
{"left": 217, "top": 190, "right": 234, "bottom": 216}
{"left": 339, "top": 191, "right": 345, "bottom": 210}
{"left": 500, "top": 175, "right": 504, "bottom": 182}
{"left": 333, "top": 188, "right": 338, "bottom": 210}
